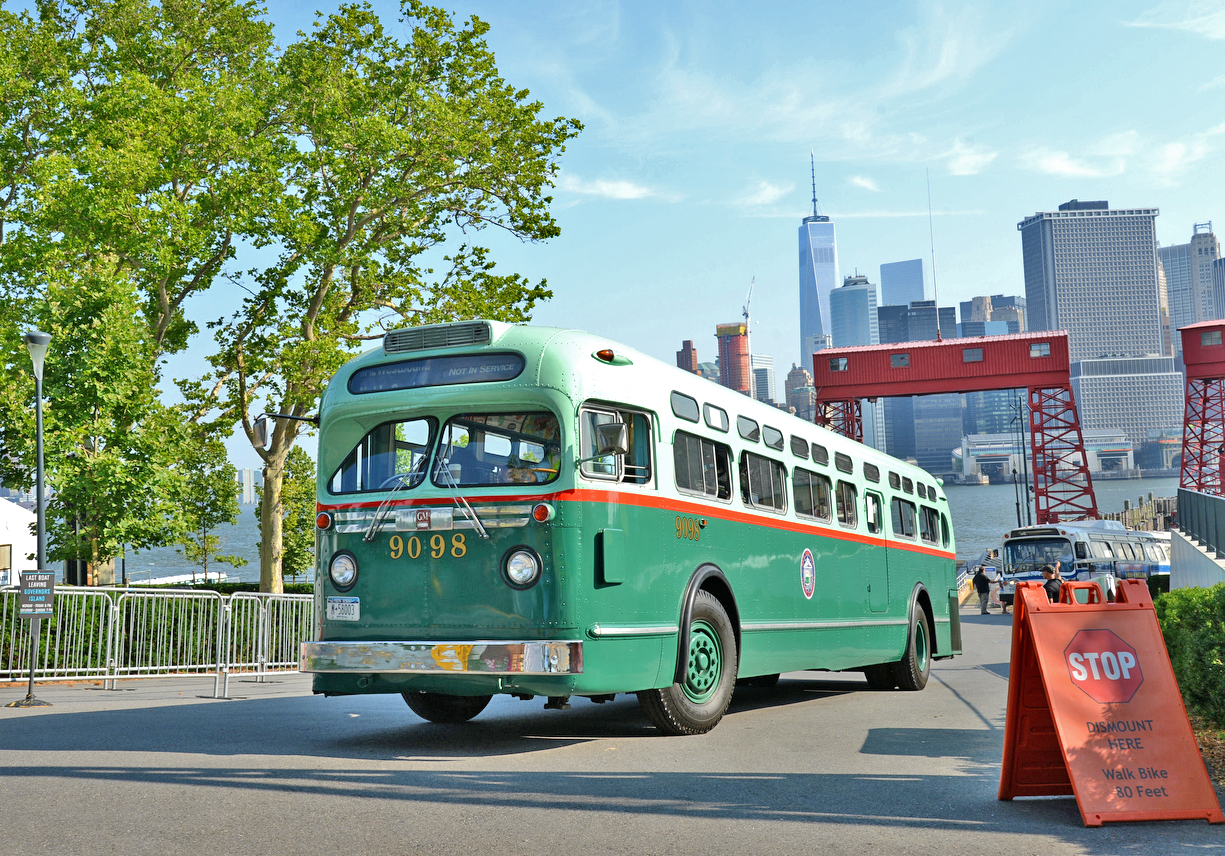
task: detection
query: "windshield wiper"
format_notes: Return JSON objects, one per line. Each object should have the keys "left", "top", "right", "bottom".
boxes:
{"left": 436, "top": 439, "right": 489, "bottom": 540}
{"left": 363, "top": 470, "right": 416, "bottom": 542}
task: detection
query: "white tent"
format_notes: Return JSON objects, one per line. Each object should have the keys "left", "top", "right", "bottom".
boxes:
{"left": 0, "top": 498, "right": 37, "bottom": 586}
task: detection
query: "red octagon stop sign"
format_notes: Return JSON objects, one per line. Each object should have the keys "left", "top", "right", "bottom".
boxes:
{"left": 1063, "top": 628, "right": 1143, "bottom": 704}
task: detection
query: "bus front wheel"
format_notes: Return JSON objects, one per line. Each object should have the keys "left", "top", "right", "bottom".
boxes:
{"left": 637, "top": 590, "right": 738, "bottom": 735}
{"left": 402, "top": 692, "right": 492, "bottom": 723}
{"left": 892, "top": 608, "right": 932, "bottom": 691}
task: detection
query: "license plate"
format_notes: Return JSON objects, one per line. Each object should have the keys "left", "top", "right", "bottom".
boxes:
{"left": 326, "top": 597, "right": 360, "bottom": 621}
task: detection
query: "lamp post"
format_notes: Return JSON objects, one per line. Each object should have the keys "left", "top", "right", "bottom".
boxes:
{"left": 8, "top": 331, "right": 52, "bottom": 708}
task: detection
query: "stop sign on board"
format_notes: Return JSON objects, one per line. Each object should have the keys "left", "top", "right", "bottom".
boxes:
{"left": 1064, "top": 628, "right": 1143, "bottom": 704}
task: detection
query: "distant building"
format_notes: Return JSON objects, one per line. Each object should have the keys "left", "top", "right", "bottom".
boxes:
{"left": 715, "top": 322, "right": 751, "bottom": 396}
{"left": 1215, "top": 257, "right": 1225, "bottom": 322}
{"left": 750, "top": 353, "right": 776, "bottom": 404}
{"left": 1070, "top": 356, "right": 1184, "bottom": 447}
{"left": 1019, "top": 199, "right": 1180, "bottom": 444}
{"left": 676, "top": 339, "right": 700, "bottom": 374}
{"left": 959, "top": 295, "right": 993, "bottom": 324}
{"left": 1160, "top": 222, "right": 1221, "bottom": 354}
{"left": 1019, "top": 199, "right": 1164, "bottom": 362}
{"left": 830, "top": 274, "right": 882, "bottom": 448}
{"left": 875, "top": 299, "right": 958, "bottom": 465}
{"left": 785, "top": 363, "right": 816, "bottom": 423}
{"left": 798, "top": 160, "right": 840, "bottom": 363}
{"left": 697, "top": 361, "right": 719, "bottom": 383}
{"left": 0, "top": 497, "right": 36, "bottom": 586}
{"left": 236, "top": 468, "right": 262, "bottom": 505}
{"left": 879, "top": 258, "right": 924, "bottom": 306}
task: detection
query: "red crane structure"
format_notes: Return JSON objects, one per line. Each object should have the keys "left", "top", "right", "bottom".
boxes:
{"left": 1178, "top": 320, "right": 1225, "bottom": 494}
{"left": 811, "top": 331, "right": 1099, "bottom": 525}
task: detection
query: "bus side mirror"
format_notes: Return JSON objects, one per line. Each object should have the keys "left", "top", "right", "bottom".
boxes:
{"left": 595, "top": 422, "right": 628, "bottom": 456}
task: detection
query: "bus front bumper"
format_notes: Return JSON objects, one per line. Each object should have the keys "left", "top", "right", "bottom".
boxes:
{"left": 299, "top": 640, "right": 583, "bottom": 675}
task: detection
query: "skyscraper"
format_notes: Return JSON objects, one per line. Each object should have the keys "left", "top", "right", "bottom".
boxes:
{"left": 829, "top": 275, "right": 879, "bottom": 348}
{"left": 1159, "top": 222, "right": 1221, "bottom": 354}
{"left": 1019, "top": 199, "right": 1164, "bottom": 361}
{"left": 676, "top": 340, "right": 699, "bottom": 374}
{"left": 879, "top": 259, "right": 924, "bottom": 306}
{"left": 715, "top": 322, "right": 751, "bottom": 396}
{"left": 785, "top": 363, "right": 816, "bottom": 422}
{"left": 830, "top": 274, "right": 882, "bottom": 449}
{"left": 751, "top": 353, "right": 776, "bottom": 404}
{"left": 798, "top": 157, "right": 839, "bottom": 364}
{"left": 1018, "top": 199, "right": 1182, "bottom": 445}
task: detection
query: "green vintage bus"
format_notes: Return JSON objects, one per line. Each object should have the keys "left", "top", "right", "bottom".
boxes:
{"left": 300, "top": 320, "right": 961, "bottom": 734}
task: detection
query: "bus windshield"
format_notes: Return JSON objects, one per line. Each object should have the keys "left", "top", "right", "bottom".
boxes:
{"left": 329, "top": 417, "right": 434, "bottom": 494}
{"left": 1003, "top": 537, "right": 1072, "bottom": 575}
{"left": 433, "top": 412, "right": 561, "bottom": 486}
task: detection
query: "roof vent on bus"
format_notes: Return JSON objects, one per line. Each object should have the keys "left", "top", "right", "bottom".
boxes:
{"left": 383, "top": 321, "right": 492, "bottom": 354}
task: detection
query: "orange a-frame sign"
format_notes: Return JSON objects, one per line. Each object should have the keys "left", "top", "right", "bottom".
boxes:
{"left": 999, "top": 579, "right": 1223, "bottom": 827}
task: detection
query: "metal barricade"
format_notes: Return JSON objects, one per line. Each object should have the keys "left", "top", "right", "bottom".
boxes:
{"left": 0, "top": 585, "right": 315, "bottom": 697}
{"left": 222, "top": 592, "right": 314, "bottom": 697}
{"left": 0, "top": 586, "right": 114, "bottom": 682}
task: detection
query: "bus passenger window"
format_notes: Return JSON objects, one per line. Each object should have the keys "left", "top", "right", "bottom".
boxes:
{"left": 792, "top": 468, "right": 831, "bottom": 520}
{"left": 940, "top": 513, "right": 950, "bottom": 547}
{"left": 740, "top": 452, "right": 786, "bottom": 512}
{"left": 580, "top": 408, "right": 653, "bottom": 485}
{"left": 919, "top": 507, "right": 938, "bottom": 543}
{"left": 865, "top": 492, "right": 882, "bottom": 534}
{"left": 674, "top": 431, "right": 731, "bottom": 500}
{"left": 835, "top": 481, "right": 857, "bottom": 528}
{"left": 891, "top": 498, "right": 917, "bottom": 539}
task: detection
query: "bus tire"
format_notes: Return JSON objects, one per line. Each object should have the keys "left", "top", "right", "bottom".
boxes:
{"left": 638, "top": 590, "right": 738, "bottom": 735}
{"left": 402, "top": 692, "right": 492, "bottom": 723}
{"left": 862, "top": 664, "right": 896, "bottom": 690}
{"left": 892, "top": 607, "right": 932, "bottom": 691}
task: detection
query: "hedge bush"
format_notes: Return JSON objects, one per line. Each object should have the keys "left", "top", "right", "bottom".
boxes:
{"left": 1155, "top": 582, "right": 1225, "bottom": 729}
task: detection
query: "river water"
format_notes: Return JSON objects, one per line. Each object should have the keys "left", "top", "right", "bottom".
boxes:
{"left": 119, "top": 477, "right": 1181, "bottom": 583}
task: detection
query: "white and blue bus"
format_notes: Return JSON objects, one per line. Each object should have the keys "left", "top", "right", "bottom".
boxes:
{"left": 998, "top": 521, "right": 1170, "bottom": 605}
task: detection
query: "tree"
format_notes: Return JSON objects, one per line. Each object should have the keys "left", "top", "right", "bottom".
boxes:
{"left": 0, "top": 0, "right": 278, "bottom": 577}
{"left": 256, "top": 445, "right": 315, "bottom": 585}
{"left": 176, "top": 433, "right": 247, "bottom": 582}
{"left": 188, "top": 1, "right": 580, "bottom": 592}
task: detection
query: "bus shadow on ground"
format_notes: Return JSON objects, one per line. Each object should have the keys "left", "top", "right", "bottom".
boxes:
{"left": 5, "top": 761, "right": 1218, "bottom": 848}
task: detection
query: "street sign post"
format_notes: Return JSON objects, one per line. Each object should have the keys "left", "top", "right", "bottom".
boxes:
{"left": 6, "top": 571, "right": 55, "bottom": 708}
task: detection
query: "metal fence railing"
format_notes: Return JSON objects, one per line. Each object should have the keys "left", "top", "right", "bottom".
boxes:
{"left": 1177, "top": 487, "right": 1225, "bottom": 558}
{"left": 0, "top": 586, "right": 314, "bottom": 699}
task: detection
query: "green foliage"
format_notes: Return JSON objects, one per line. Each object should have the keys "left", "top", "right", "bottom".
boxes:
{"left": 176, "top": 432, "right": 246, "bottom": 581}
{"left": 1155, "top": 583, "right": 1225, "bottom": 728}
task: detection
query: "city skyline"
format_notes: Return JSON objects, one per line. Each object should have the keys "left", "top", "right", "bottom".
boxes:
{"left": 142, "top": 1, "right": 1225, "bottom": 467}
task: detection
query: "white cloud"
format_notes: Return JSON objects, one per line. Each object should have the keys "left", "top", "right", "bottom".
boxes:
{"left": 849, "top": 175, "right": 881, "bottom": 192}
{"left": 1020, "top": 147, "right": 1126, "bottom": 178}
{"left": 881, "top": 6, "right": 1016, "bottom": 99}
{"left": 1150, "top": 121, "right": 1225, "bottom": 181}
{"left": 945, "top": 141, "right": 997, "bottom": 175}
{"left": 835, "top": 209, "right": 984, "bottom": 219}
{"left": 739, "top": 180, "right": 793, "bottom": 206}
{"left": 1127, "top": 1, "right": 1225, "bottom": 40}
{"left": 555, "top": 174, "right": 677, "bottom": 201}
{"left": 1200, "top": 74, "right": 1225, "bottom": 91}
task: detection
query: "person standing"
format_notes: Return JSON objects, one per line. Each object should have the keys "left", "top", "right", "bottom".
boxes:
{"left": 972, "top": 566, "right": 991, "bottom": 614}
{"left": 1041, "top": 564, "right": 1063, "bottom": 603}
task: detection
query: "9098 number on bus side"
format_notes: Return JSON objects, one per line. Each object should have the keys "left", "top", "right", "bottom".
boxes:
{"left": 676, "top": 516, "right": 700, "bottom": 541}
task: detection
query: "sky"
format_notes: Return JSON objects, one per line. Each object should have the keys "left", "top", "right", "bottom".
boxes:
{"left": 217, "top": 0, "right": 1225, "bottom": 466}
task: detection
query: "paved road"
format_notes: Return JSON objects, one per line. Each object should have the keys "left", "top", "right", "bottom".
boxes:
{"left": 1, "top": 610, "right": 1221, "bottom": 855}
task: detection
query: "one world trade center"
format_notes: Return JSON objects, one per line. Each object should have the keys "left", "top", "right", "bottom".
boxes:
{"left": 798, "top": 156, "right": 839, "bottom": 364}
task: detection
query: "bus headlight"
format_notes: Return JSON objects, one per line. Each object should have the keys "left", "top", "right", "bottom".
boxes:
{"left": 502, "top": 547, "right": 542, "bottom": 589}
{"left": 329, "top": 551, "right": 358, "bottom": 591}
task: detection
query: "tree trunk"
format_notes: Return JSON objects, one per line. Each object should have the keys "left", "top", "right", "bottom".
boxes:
{"left": 260, "top": 455, "right": 287, "bottom": 594}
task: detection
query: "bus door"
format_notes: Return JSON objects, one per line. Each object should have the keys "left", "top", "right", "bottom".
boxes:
{"left": 864, "top": 491, "right": 888, "bottom": 613}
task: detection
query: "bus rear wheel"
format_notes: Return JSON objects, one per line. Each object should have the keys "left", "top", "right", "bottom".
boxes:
{"left": 638, "top": 590, "right": 738, "bottom": 735}
{"left": 402, "top": 691, "right": 492, "bottom": 723}
{"left": 892, "top": 608, "right": 932, "bottom": 691}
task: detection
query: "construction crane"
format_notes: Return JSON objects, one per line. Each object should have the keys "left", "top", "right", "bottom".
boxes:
{"left": 742, "top": 276, "right": 754, "bottom": 326}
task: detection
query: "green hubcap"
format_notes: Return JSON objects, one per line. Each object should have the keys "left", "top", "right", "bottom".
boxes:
{"left": 915, "top": 618, "right": 929, "bottom": 672}
{"left": 683, "top": 619, "right": 723, "bottom": 703}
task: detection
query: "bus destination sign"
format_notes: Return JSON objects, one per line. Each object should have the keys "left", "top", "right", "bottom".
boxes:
{"left": 349, "top": 353, "right": 525, "bottom": 395}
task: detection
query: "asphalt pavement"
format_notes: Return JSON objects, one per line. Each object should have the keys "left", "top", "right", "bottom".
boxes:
{"left": 1, "top": 608, "right": 1221, "bottom": 855}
